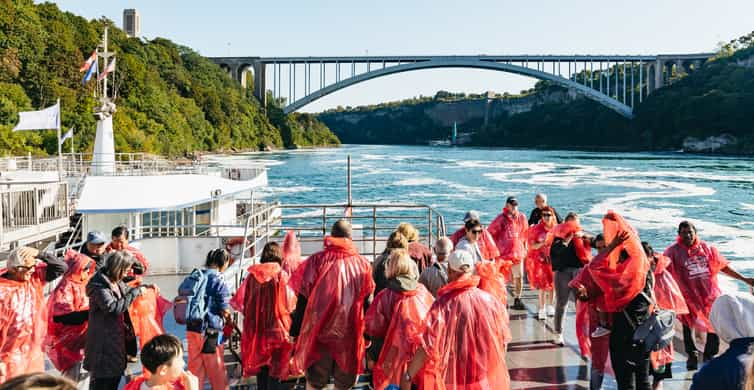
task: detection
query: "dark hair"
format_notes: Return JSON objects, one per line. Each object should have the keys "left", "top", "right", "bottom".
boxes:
{"left": 678, "top": 220, "right": 696, "bottom": 234}
{"left": 112, "top": 225, "right": 129, "bottom": 240}
{"left": 101, "top": 251, "right": 134, "bottom": 282}
{"left": 205, "top": 248, "right": 230, "bottom": 268}
{"left": 565, "top": 212, "right": 578, "bottom": 222}
{"left": 261, "top": 242, "right": 283, "bottom": 264}
{"left": 140, "top": 334, "right": 183, "bottom": 374}
{"left": 619, "top": 249, "right": 629, "bottom": 262}
{"left": 331, "top": 219, "right": 352, "bottom": 238}
{"left": 641, "top": 241, "right": 655, "bottom": 257}
{"left": 464, "top": 218, "right": 482, "bottom": 231}
{"left": 0, "top": 373, "right": 76, "bottom": 390}
{"left": 591, "top": 233, "right": 605, "bottom": 247}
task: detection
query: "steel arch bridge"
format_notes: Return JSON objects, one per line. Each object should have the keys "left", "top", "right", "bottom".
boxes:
{"left": 210, "top": 54, "right": 713, "bottom": 118}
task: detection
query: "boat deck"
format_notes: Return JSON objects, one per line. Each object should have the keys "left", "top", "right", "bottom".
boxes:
{"left": 507, "top": 287, "right": 694, "bottom": 389}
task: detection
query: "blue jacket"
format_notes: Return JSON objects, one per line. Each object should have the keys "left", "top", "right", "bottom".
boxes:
{"left": 691, "top": 337, "right": 754, "bottom": 390}
{"left": 187, "top": 268, "right": 230, "bottom": 333}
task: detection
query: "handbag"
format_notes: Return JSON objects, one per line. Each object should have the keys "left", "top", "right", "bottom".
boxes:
{"left": 623, "top": 292, "right": 676, "bottom": 353}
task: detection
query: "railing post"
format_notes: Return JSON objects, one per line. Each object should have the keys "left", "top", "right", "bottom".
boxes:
{"left": 0, "top": 191, "right": 4, "bottom": 246}
{"left": 372, "top": 207, "right": 377, "bottom": 260}
{"left": 322, "top": 206, "right": 327, "bottom": 237}
{"left": 34, "top": 187, "right": 40, "bottom": 225}
{"left": 427, "top": 208, "right": 432, "bottom": 247}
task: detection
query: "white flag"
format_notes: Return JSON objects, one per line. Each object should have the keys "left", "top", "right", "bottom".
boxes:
{"left": 60, "top": 127, "right": 73, "bottom": 145}
{"left": 12, "top": 102, "right": 60, "bottom": 131}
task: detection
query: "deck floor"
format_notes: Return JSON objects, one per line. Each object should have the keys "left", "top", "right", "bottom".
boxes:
{"left": 508, "top": 288, "right": 694, "bottom": 389}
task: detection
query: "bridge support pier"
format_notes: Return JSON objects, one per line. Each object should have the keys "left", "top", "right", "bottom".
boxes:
{"left": 654, "top": 59, "right": 665, "bottom": 90}
{"left": 253, "top": 61, "right": 266, "bottom": 107}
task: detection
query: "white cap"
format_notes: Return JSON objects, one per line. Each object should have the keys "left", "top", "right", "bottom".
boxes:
{"left": 448, "top": 250, "right": 475, "bottom": 272}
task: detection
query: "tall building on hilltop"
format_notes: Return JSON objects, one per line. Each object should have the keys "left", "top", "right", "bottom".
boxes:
{"left": 123, "top": 9, "right": 140, "bottom": 38}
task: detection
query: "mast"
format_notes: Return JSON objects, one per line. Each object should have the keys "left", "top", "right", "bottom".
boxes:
{"left": 91, "top": 27, "right": 117, "bottom": 175}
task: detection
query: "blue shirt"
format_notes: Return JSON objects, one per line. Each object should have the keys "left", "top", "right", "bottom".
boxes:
{"left": 187, "top": 268, "right": 231, "bottom": 332}
{"left": 691, "top": 337, "right": 754, "bottom": 390}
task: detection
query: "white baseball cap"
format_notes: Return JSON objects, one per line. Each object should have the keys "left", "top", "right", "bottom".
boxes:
{"left": 448, "top": 250, "right": 475, "bottom": 272}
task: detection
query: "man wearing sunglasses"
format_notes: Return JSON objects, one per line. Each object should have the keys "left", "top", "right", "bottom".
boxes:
{"left": 0, "top": 246, "right": 68, "bottom": 383}
{"left": 489, "top": 196, "right": 529, "bottom": 310}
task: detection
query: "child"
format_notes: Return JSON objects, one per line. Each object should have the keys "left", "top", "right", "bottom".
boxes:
{"left": 187, "top": 249, "right": 233, "bottom": 390}
{"left": 124, "top": 334, "right": 199, "bottom": 390}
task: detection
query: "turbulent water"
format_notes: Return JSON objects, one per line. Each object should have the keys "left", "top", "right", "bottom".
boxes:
{"left": 220, "top": 144, "right": 754, "bottom": 284}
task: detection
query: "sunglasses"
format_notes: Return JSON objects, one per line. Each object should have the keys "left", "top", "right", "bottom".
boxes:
{"left": 471, "top": 229, "right": 483, "bottom": 234}
{"left": 542, "top": 213, "right": 553, "bottom": 218}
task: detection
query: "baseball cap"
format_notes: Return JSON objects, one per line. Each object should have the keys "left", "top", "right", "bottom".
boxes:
{"left": 506, "top": 196, "right": 519, "bottom": 206}
{"left": 7, "top": 247, "right": 37, "bottom": 269}
{"left": 87, "top": 231, "right": 107, "bottom": 245}
{"left": 448, "top": 250, "right": 475, "bottom": 272}
{"left": 463, "top": 210, "right": 480, "bottom": 223}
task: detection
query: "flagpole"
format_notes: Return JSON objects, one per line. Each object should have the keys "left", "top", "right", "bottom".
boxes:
{"left": 56, "top": 98, "right": 62, "bottom": 181}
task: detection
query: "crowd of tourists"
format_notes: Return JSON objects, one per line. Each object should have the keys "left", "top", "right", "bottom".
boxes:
{"left": 2, "top": 193, "right": 754, "bottom": 390}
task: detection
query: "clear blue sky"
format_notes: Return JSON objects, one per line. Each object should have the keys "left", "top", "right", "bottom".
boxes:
{"left": 52, "top": 0, "right": 754, "bottom": 112}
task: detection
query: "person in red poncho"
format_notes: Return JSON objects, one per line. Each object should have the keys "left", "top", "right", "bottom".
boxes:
{"left": 365, "top": 249, "right": 434, "bottom": 390}
{"left": 405, "top": 249, "right": 510, "bottom": 389}
{"left": 281, "top": 230, "right": 303, "bottom": 276}
{"left": 525, "top": 206, "right": 556, "bottom": 321}
{"left": 663, "top": 220, "right": 754, "bottom": 370}
{"left": 107, "top": 226, "right": 149, "bottom": 277}
{"left": 123, "top": 334, "right": 199, "bottom": 390}
{"left": 229, "top": 242, "right": 296, "bottom": 389}
{"left": 449, "top": 210, "right": 500, "bottom": 263}
{"left": 289, "top": 220, "right": 375, "bottom": 390}
{"left": 642, "top": 242, "right": 689, "bottom": 390}
{"left": 0, "top": 246, "right": 67, "bottom": 385}
{"left": 488, "top": 196, "right": 528, "bottom": 310}
{"left": 570, "top": 234, "right": 612, "bottom": 390}
{"left": 46, "top": 250, "right": 96, "bottom": 382}
{"left": 587, "top": 211, "right": 652, "bottom": 390}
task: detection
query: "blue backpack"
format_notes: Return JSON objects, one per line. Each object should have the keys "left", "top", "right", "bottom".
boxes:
{"left": 174, "top": 269, "right": 208, "bottom": 327}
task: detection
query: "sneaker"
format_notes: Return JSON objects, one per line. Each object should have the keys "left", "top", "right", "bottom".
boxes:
{"left": 591, "top": 326, "right": 611, "bottom": 338}
{"left": 553, "top": 333, "right": 565, "bottom": 346}
{"left": 547, "top": 305, "right": 555, "bottom": 317}
{"left": 512, "top": 298, "right": 526, "bottom": 311}
{"left": 538, "top": 309, "right": 546, "bottom": 320}
{"left": 686, "top": 351, "right": 699, "bottom": 371}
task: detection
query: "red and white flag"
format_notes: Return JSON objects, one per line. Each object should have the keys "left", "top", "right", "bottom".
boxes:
{"left": 97, "top": 57, "right": 116, "bottom": 81}
{"left": 79, "top": 51, "right": 97, "bottom": 73}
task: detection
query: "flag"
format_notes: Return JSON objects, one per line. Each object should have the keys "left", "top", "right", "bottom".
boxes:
{"left": 79, "top": 51, "right": 97, "bottom": 72}
{"left": 82, "top": 58, "right": 97, "bottom": 85}
{"left": 13, "top": 102, "right": 60, "bottom": 131}
{"left": 97, "top": 57, "right": 115, "bottom": 81}
{"left": 60, "top": 127, "right": 73, "bottom": 145}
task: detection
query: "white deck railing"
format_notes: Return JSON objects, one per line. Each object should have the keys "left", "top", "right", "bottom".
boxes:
{"left": 0, "top": 181, "right": 70, "bottom": 251}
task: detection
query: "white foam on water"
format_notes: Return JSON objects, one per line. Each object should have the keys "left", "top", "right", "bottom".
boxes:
{"left": 256, "top": 186, "right": 316, "bottom": 198}
{"left": 395, "top": 178, "right": 446, "bottom": 186}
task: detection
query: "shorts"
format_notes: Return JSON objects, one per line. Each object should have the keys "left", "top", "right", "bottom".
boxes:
{"left": 511, "top": 260, "right": 524, "bottom": 278}
{"left": 306, "top": 351, "right": 358, "bottom": 389}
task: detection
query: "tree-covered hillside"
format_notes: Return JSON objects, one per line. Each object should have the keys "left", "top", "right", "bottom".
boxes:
{"left": 0, "top": 0, "right": 338, "bottom": 157}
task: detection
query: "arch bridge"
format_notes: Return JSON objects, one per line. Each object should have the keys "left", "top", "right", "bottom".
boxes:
{"left": 210, "top": 53, "right": 713, "bottom": 118}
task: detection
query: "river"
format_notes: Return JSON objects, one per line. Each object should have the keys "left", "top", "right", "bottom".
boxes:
{"left": 221, "top": 144, "right": 754, "bottom": 285}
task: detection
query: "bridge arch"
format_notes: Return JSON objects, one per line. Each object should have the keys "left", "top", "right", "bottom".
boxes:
{"left": 283, "top": 59, "right": 634, "bottom": 118}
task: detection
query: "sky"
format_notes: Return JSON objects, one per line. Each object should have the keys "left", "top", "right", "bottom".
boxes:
{"left": 51, "top": 0, "right": 754, "bottom": 112}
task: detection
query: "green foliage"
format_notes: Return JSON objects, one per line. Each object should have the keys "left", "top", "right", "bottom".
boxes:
{"left": 0, "top": 0, "right": 337, "bottom": 156}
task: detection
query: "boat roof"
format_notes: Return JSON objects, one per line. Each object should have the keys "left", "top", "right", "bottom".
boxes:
{"left": 76, "top": 174, "right": 257, "bottom": 214}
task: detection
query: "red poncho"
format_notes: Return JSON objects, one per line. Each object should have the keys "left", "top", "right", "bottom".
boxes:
{"left": 364, "top": 284, "right": 434, "bottom": 390}
{"left": 230, "top": 262, "right": 296, "bottom": 379}
{"left": 128, "top": 284, "right": 172, "bottom": 349}
{"left": 663, "top": 237, "right": 728, "bottom": 332}
{"left": 107, "top": 244, "right": 150, "bottom": 275}
{"left": 0, "top": 264, "right": 48, "bottom": 383}
{"left": 450, "top": 228, "right": 500, "bottom": 261}
{"left": 488, "top": 209, "right": 528, "bottom": 264}
{"left": 45, "top": 250, "right": 96, "bottom": 372}
{"left": 281, "top": 231, "right": 303, "bottom": 276}
{"left": 569, "top": 267, "right": 609, "bottom": 363}
{"left": 587, "top": 211, "right": 650, "bottom": 313}
{"left": 293, "top": 236, "right": 375, "bottom": 375}
{"left": 476, "top": 260, "right": 512, "bottom": 316}
{"left": 420, "top": 275, "right": 510, "bottom": 389}
{"left": 525, "top": 222, "right": 554, "bottom": 291}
